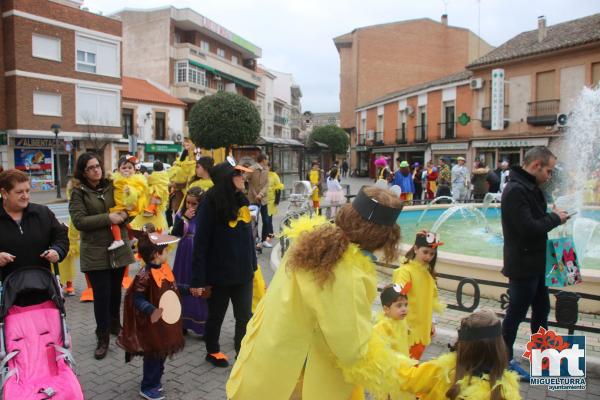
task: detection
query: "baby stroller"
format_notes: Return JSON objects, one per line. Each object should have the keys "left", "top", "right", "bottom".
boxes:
{"left": 0, "top": 266, "right": 83, "bottom": 400}
{"left": 286, "top": 181, "right": 314, "bottom": 216}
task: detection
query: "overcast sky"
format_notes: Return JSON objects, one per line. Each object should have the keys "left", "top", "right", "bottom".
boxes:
{"left": 89, "top": 0, "right": 600, "bottom": 112}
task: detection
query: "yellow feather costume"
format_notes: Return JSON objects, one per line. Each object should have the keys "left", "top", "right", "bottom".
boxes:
{"left": 392, "top": 259, "right": 445, "bottom": 348}
{"left": 109, "top": 172, "right": 148, "bottom": 216}
{"left": 267, "top": 171, "right": 284, "bottom": 217}
{"left": 309, "top": 169, "right": 320, "bottom": 201}
{"left": 130, "top": 171, "right": 170, "bottom": 232}
{"left": 398, "top": 352, "right": 522, "bottom": 400}
{"left": 58, "top": 218, "right": 79, "bottom": 285}
{"left": 226, "top": 216, "right": 415, "bottom": 400}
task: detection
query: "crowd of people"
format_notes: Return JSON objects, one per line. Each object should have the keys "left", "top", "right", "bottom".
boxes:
{"left": 373, "top": 155, "right": 518, "bottom": 204}
{"left": 0, "top": 145, "right": 576, "bottom": 399}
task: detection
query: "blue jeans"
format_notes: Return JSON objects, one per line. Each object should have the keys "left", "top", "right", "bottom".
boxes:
{"left": 502, "top": 275, "right": 550, "bottom": 360}
{"left": 258, "top": 204, "right": 272, "bottom": 242}
{"left": 141, "top": 356, "right": 165, "bottom": 391}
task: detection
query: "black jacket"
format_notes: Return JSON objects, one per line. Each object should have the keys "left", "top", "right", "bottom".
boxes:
{"left": 191, "top": 193, "right": 257, "bottom": 288}
{"left": 501, "top": 166, "right": 561, "bottom": 278}
{"left": 0, "top": 202, "right": 69, "bottom": 279}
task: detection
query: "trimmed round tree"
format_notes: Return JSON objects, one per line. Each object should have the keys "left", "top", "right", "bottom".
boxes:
{"left": 188, "top": 92, "right": 261, "bottom": 150}
{"left": 309, "top": 124, "right": 349, "bottom": 155}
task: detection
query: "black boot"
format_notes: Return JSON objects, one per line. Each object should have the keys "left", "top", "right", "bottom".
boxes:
{"left": 94, "top": 329, "right": 110, "bottom": 360}
{"left": 110, "top": 317, "right": 122, "bottom": 336}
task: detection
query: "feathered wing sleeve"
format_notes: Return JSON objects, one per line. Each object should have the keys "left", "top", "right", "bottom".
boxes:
{"left": 397, "top": 353, "right": 451, "bottom": 395}
{"left": 307, "top": 250, "right": 416, "bottom": 400}
{"left": 432, "top": 285, "right": 446, "bottom": 315}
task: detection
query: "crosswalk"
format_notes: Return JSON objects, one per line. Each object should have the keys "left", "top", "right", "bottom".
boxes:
{"left": 48, "top": 203, "right": 70, "bottom": 223}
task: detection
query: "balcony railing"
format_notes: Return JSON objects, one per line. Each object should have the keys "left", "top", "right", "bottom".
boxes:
{"left": 274, "top": 115, "right": 287, "bottom": 125}
{"left": 374, "top": 131, "right": 384, "bottom": 145}
{"left": 527, "top": 99, "right": 559, "bottom": 126}
{"left": 438, "top": 122, "right": 456, "bottom": 140}
{"left": 414, "top": 125, "right": 427, "bottom": 143}
{"left": 481, "top": 105, "right": 510, "bottom": 129}
{"left": 396, "top": 127, "right": 407, "bottom": 144}
{"left": 357, "top": 135, "right": 366, "bottom": 146}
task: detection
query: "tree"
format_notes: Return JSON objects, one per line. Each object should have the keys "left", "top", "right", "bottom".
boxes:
{"left": 309, "top": 124, "right": 349, "bottom": 155}
{"left": 188, "top": 92, "right": 261, "bottom": 150}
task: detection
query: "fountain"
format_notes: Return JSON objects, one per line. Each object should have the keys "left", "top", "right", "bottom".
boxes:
{"left": 415, "top": 196, "right": 457, "bottom": 226}
{"left": 430, "top": 205, "right": 489, "bottom": 233}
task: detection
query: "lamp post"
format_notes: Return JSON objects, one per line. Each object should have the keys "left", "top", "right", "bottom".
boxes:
{"left": 51, "top": 124, "right": 62, "bottom": 199}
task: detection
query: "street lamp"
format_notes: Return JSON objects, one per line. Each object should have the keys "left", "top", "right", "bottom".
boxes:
{"left": 51, "top": 124, "right": 62, "bottom": 199}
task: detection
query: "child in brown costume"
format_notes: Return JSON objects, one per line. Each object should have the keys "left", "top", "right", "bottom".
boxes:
{"left": 117, "top": 230, "right": 184, "bottom": 400}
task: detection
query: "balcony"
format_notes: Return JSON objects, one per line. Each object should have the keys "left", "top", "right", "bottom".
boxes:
{"left": 172, "top": 43, "right": 261, "bottom": 90}
{"left": 414, "top": 125, "right": 427, "bottom": 143}
{"left": 171, "top": 83, "right": 216, "bottom": 103}
{"left": 357, "top": 135, "right": 366, "bottom": 146}
{"left": 438, "top": 122, "right": 456, "bottom": 140}
{"left": 396, "top": 127, "right": 407, "bottom": 144}
{"left": 374, "top": 131, "right": 384, "bottom": 146}
{"left": 274, "top": 115, "right": 287, "bottom": 126}
{"left": 527, "top": 100, "right": 559, "bottom": 126}
{"left": 481, "top": 106, "right": 510, "bottom": 129}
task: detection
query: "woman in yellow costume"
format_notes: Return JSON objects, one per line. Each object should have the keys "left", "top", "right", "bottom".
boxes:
{"left": 131, "top": 160, "right": 169, "bottom": 233}
{"left": 58, "top": 179, "right": 79, "bottom": 296}
{"left": 267, "top": 163, "right": 284, "bottom": 218}
{"left": 108, "top": 155, "right": 147, "bottom": 250}
{"left": 398, "top": 309, "right": 521, "bottom": 400}
{"left": 309, "top": 160, "right": 321, "bottom": 213}
{"left": 187, "top": 156, "right": 214, "bottom": 193}
{"left": 393, "top": 230, "right": 445, "bottom": 360}
{"left": 227, "top": 186, "right": 414, "bottom": 400}
{"left": 168, "top": 139, "right": 198, "bottom": 217}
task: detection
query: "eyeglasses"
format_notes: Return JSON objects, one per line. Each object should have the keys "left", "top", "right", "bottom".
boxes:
{"left": 85, "top": 164, "right": 102, "bottom": 172}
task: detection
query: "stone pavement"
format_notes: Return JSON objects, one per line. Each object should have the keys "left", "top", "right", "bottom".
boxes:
{"left": 43, "top": 176, "right": 600, "bottom": 399}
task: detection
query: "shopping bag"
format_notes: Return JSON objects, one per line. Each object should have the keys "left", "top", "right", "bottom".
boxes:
{"left": 545, "top": 237, "right": 582, "bottom": 287}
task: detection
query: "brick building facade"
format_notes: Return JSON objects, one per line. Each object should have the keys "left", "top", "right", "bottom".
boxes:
{"left": 0, "top": 0, "right": 123, "bottom": 189}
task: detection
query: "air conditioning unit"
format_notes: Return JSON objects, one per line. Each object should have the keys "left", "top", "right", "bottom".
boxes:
{"left": 171, "top": 133, "right": 183, "bottom": 142}
{"left": 366, "top": 130, "right": 374, "bottom": 140}
{"left": 557, "top": 113, "right": 568, "bottom": 127}
{"left": 405, "top": 105, "right": 415, "bottom": 117}
{"left": 469, "top": 78, "right": 484, "bottom": 90}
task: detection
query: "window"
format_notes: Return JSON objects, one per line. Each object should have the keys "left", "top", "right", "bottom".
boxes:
{"left": 174, "top": 61, "right": 207, "bottom": 87}
{"left": 32, "top": 34, "right": 61, "bottom": 61}
{"left": 77, "top": 50, "right": 96, "bottom": 73}
{"left": 176, "top": 61, "right": 187, "bottom": 83}
{"left": 76, "top": 86, "right": 120, "bottom": 126}
{"left": 76, "top": 34, "right": 119, "bottom": 77}
{"left": 536, "top": 70, "right": 556, "bottom": 101}
{"left": 231, "top": 55, "right": 238, "bottom": 65}
{"left": 217, "top": 48, "right": 225, "bottom": 58}
{"left": 217, "top": 81, "right": 225, "bottom": 91}
{"left": 268, "top": 103, "right": 272, "bottom": 114}
{"left": 592, "top": 63, "right": 600, "bottom": 87}
{"left": 200, "top": 41, "right": 210, "bottom": 52}
{"left": 155, "top": 112, "right": 166, "bottom": 140}
{"left": 443, "top": 101, "right": 455, "bottom": 139}
{"left": 33, "top": 92, "right": 61, "bottom": 116}
{"left": 122, "top": 108, "right": 133, "bottom": 138}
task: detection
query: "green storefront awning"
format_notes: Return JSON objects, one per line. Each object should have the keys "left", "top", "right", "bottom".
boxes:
{"left": 188, "top": 60, "right": 258, "bottom": 89}
{"left": 145, "top": 143, "right": 182, "bottom": 153}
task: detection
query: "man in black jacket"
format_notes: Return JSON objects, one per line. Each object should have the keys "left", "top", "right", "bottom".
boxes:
{"left": 501, "top": 146, "right": 568, "bottom": 379}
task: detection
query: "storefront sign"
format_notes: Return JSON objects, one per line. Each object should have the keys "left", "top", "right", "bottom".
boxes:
{"left": 395, "top": 146, "right": 426, "bottom": 152}
{"left": 491, "top": 68, "right": 505, "bottom": 131}
{"left": 355, "top": 145, "right": 368, "bottom": 152}
{"left": 145, "top": 143, "right": 183, "bottom": 153}
{"left": 15, "top": 138, "right": 55, "bottom": 148}
{"left": 372, "top": 147, "right": 396, "bottom": 154}
{"left": 431, "top": 142, "right": 469, "bottom": 151}
{"left": 13, "top": 148, "right": 54, "bottom": 191}
{"left": 472, "top": 138, "right": 549, "bottom": 148}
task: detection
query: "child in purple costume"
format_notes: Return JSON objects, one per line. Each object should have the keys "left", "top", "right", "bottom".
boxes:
{"left": 171, "top": 187, "right": 208, "bottom": 335}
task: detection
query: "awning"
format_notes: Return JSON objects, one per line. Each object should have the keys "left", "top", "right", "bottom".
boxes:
{"left": 188, "top": 60, "right": 258, "bottom": 89}
{"left": 256, "top": 136, "right": 305, "bottom": 147}
{"left": 312, "top": 141, "right": 329, "bottom": 149}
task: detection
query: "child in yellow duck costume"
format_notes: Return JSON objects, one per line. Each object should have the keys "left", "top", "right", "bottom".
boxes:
{"left": 132, "top": 163, "right": 170, "bottom": 233}
{"left": 58, "top": 180, "right": 79, "bottom": 296}
{"left": 227, "top": 187, "right": 414, "bottom": 400}
{"left": 398, "top": 309, "right": 521, "bottom": 399}
{"left": 309, "top": 161, "right": 321, "bottom": 212}
{"left": 393, "top": 231, "right": 445, "bottom": 360}
{"left": 108, "top": 156, "right": 148, "bottom": 251}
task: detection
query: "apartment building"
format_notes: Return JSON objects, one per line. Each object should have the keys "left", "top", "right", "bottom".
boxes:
{"left": 0, "top": 0, "right": 123, "bottom": 190}
{"left": 303, "top": 112, "right": 341, "bottom": 136}
{"left": 334, "top": 15, "right": 493, "bottom": 134}
{"left": 467, "top": 14, "right": 600, "bottom": 167}
{"left": 115, "top": 6, "right": 262, "bottom": 131}
{"left": 355, "top": 71, "right": 473, "bottom": 176}
{"left": 121, "top": 77, "right": 186, "bottom": 164}
{"left": 256, "top": 66, "right": 276, "bottom": 138}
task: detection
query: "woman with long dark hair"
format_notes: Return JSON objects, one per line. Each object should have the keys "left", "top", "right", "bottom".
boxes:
{"left": 190, "top": 159, "right": 255, "bottom": 368}
{"left": 69, "top": 152, "right": 135, "bottom": 359}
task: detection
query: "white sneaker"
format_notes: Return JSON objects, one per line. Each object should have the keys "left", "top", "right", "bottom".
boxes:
{"left": 108, "top": 240, "right": 125, "bottom": 251}
{"left": 262, "top": 241, "right": 273, "bottom": 248}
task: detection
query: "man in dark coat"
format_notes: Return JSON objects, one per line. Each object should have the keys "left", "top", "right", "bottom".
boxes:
{"left": 501, "top": 146, "right": 568, "bottom": 379}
